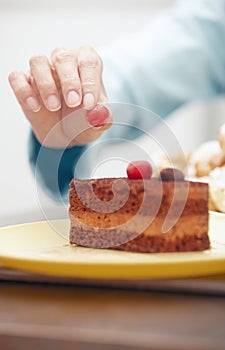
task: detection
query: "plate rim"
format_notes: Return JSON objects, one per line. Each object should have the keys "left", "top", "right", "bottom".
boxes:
{"left": 0, "top": 214, "right": 224, "bottom": 279}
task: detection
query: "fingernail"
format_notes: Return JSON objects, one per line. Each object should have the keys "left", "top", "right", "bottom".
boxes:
{"left": 87, "top": 105, "right": 110, "bottom": 127}
{"left": 26, "top": 97, "right": 41, "bottom": 112}
{"left": 46, "top": 95, "right": 61, "bottom": 111}
{"left": 83, "top": 93, "right": 95, "bottom": 109}
{"left": 67, "top": 90, "right": 80, "bottom": 107}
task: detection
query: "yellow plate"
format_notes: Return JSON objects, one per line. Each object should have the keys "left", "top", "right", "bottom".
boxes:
{"left": 0, "top": 212, "right": 225, "bottom": 279}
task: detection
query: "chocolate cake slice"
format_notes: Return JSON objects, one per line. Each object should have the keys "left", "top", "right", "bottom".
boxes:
{"left": 69, "top": 174, "right": 210, "bottom": 253}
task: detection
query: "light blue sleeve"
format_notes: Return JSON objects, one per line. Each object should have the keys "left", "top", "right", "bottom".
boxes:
{"left": 30, "top": 0, "right": 225, "bottom": 199}
{"left": 101, "top": 0, "right": 225, "bottom": 118}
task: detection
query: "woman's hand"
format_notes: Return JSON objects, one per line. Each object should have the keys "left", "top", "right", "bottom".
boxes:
{"left": 8, "top": 46, "right": 112, "bottom": 148}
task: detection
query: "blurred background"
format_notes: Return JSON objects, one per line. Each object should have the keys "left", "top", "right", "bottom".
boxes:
{"left": 1, "top": 0, "right": 225, "bottom": 227}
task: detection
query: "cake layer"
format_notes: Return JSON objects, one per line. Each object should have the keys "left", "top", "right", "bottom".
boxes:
{"left": 70, "top": 227, "right": 209, "bottom": 252}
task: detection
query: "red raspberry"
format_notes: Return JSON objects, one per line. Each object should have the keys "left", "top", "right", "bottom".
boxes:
{"left": 126, "top": 161, "right": 153, "bottom": 179}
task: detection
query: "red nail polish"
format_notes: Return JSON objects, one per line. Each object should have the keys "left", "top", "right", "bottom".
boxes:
{"left": 87, "top": 105, "right": 109, "bottom": 127}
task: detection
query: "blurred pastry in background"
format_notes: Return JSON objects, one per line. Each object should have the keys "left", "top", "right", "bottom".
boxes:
{"left": 209, "top": 166, "right": 225, "bottom": 213}
{"left": 188, "top": 140, "right": 225, "bottom": 177}
{"left": 187, "top": 123, "right": 225, "bottom": 213}
{"left": 219, "top": 123, "right": 225, "bottom": 154}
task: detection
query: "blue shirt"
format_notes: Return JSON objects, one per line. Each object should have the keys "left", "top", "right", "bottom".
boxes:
{"left": 29, "top": 0, "right": 225, "bottom": 200}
